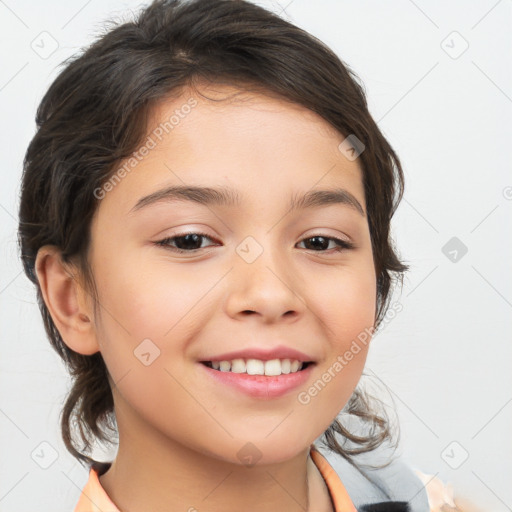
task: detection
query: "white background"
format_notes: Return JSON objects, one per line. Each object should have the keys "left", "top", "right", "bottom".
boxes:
{"left": 0, "top": 1, "right": 511, "bottom": 511}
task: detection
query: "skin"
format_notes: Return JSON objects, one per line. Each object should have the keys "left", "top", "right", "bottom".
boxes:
{"left": 35, "top": 84, "right": 377, "bottom": 512}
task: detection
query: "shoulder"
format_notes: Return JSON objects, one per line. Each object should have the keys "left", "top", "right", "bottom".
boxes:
{"left": 312, "top": 442, "right": 430, "bottom": 512}
{"left": 73, "top": 461, "right": 119, "bottom": 512}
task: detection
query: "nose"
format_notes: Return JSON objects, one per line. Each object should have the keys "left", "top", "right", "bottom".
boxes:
{"left": 224, "top": 241, "right": 306, "bottom": 324}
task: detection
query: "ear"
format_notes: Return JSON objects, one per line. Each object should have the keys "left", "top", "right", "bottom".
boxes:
{"left": 35, "top": 245, "right": 100, "bottom": 355}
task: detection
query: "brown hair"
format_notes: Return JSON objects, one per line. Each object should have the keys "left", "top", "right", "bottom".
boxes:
{"left": 18, "top": 0, "right": 408, "bottom": 471}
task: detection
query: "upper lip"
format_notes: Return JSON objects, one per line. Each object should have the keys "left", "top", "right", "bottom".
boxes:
{"left": 200, "top": 345, "right": 316, "bottom": 363}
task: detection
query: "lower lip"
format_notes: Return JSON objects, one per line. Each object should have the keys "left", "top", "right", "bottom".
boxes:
{"left": 198, "top": 362, "right": 315, "bottom": 400}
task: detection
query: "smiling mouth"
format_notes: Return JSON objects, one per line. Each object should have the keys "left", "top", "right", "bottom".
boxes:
{"left": 200, "top": 361, "right": 314, "bottom": 372}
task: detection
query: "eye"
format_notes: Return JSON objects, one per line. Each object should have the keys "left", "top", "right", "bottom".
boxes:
{"left": 155, "top": 232, "right": 219, "bottom": 254}
{"left": 296, "top": 235, "right": 355, "bottom": 253}
{"left": 154, "top": 232, "right": 355, "bottom": 255}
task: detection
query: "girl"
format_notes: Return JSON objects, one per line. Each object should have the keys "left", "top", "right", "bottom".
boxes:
{"left": 18, "top": 0, "right": 462, "bottom": 510}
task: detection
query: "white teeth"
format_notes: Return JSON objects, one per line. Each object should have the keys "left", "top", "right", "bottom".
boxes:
{"left": 207, "top": 358, "right": 306, "bottom": 375}
{"left": 219, "top": 361, "right": 231, "bottom": 372}
{"left": 280, "top": 359, "right": 291, "bottom": 374}
{"left": 246, "top": 359, "right": 265, "bottom": 375}
{"left": 264, "top": 359, "right": 281, "bottom": 376}
{"left": 290, "top": 360, "right": 301, "bottom": 372}
{"left": 230, "top": 358, "right": 246, "bottom": 373}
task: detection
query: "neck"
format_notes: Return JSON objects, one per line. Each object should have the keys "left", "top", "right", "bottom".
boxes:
{"left": 98, "top": 406, "right": 333, "bottom": 512}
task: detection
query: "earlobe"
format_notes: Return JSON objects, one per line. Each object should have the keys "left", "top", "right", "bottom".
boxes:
{"left": 34, "top": 245, "right": 100, "bottom": 355}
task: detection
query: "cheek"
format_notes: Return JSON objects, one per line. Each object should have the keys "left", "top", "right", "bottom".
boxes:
{"left": 94, "top": 250, "right": 210, "bottom": 339}
{"left": 91, "top": 254, "right": 219, "bottom": 388}
{"left": 301, "top": 265, "right": 376, "bottom": 413}
{"left": 310, "top": 262, "right": 377, "bottom": 344}
{"left": 90, "top": 258, "right": 203, "bottom": 432}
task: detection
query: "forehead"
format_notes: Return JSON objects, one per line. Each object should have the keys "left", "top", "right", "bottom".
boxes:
{"left": 93, "top": 84, "right": 366, "bottom": 221}
{"left": 148, "top": 84, "right": 350, "bottom": 153}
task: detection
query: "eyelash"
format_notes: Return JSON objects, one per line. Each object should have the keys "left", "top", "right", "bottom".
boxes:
{"left": 154, "top": 232, "right": 355, "bottom": 254}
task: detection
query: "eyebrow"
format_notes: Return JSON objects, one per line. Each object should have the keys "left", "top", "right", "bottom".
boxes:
{"left": 129, "top": 185, "right": 365, "bottom": 216}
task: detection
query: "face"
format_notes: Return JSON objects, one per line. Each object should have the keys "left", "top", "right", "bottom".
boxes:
{"left": 85, "top": 84, "right": 377, "bottom": 465}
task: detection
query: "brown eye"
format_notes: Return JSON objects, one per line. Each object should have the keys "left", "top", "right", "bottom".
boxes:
{"left": 297, "top": 235, "right": 354, "bottom": 253}
{"left": 155, "top": 232, "right": 218, "bottom": 253}
{"left": 155, "top": 233, "right": 355, "bottom": 255}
